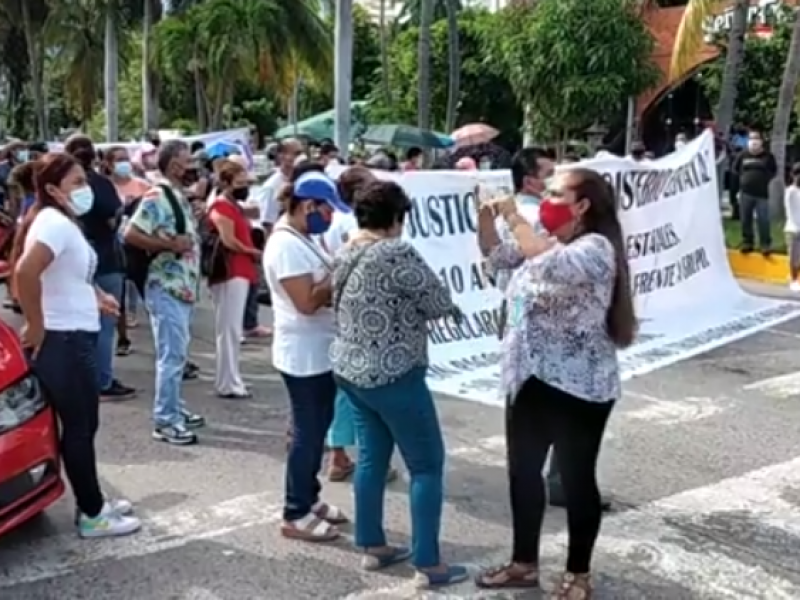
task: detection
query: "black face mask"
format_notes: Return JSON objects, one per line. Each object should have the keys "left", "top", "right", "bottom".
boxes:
{"left": 182, "top": 168, "right": 200, "bottom": 185}
{"left": 232, "top": 186, "right": 250, "bottom": 201}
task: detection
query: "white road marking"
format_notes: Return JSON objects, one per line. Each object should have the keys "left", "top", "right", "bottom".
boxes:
{"left": 743, "top": 371, "right": 800, "bottom": 398}
{"left": 183, "top": 589, "right": 227, "bottom": 600}
{"left": 0, "top": 491, "right": 283, "bottom": 588}
{"left": 766, "top": 329, "right": 800, "bottom": 341}
{"left": 343, "top": 456, "right": 800, "bottom": 599}
{"left": 196, "top": 371, "right": 283, "bottom": 384}
{"left": 625, "top": 395, "right": 723, "bottom": 424}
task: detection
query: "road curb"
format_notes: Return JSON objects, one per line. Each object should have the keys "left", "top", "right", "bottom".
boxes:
{"left": 727, "top": 249, "right": 789, "bottom": 285}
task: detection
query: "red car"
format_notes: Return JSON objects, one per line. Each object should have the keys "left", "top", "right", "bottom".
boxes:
{"left": 0, "top": 315, "right": 64, "bottom": 537}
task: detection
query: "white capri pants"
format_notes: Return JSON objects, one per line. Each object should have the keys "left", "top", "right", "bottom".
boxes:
{"left": 210, "top": 277, "right": 250, "bottom": 395}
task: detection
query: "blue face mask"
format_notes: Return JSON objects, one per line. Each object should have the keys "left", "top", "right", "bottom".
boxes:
{"left": 113, "top": 161, "right": 132, "bottom": 177}
{"left": 69, "top": 186, "right": 95, "bottom": 216}
{"left": 306, "top": 209, "right": 331, "bottom": 235}
{"left": 15, "top": 150, "right": 29, "bottom": 163}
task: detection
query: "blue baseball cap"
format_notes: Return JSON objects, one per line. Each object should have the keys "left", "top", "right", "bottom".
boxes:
{"left": 294, "top": 171, "right": 351, "bottom": 213}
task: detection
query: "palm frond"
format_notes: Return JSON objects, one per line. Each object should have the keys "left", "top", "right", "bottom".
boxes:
{"left": 670, "top": 0, "right": 722, "bottom": 79}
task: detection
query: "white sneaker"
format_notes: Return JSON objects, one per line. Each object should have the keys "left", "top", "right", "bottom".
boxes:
{"left": 78, "top": 501, "right": 142, "bottom": 538}
{"left": 108, "top": 497, "right": 134, "bottom": 515}
{"left": 789, "top": 281, "right": 800, "bottom": 292}
{"left": 74, "top": 496, "right": 134, "bottom": 525}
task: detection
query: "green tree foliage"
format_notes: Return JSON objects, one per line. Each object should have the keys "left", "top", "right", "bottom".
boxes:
{"left": 484, "top": 0, "right": 659, "bottom": 143}
{"left": 369, "top": 9, "right": 520, "bottom": 138}
{"left": 700, "top": 11, "right": 797, "bottom": 137}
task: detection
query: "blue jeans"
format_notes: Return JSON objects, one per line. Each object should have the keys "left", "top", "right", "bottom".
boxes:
{"left": 95, "top": 272, "right": 124, "bottom": 391}
{"left": 327, "top": 388, "right": 357, "bottom": 447}
{"left": 145, "top": 284, "right": 192, "bottom": 426}
{"left": 243, "top": 283, "right": 259, "bottom": 331}
{"left": 31, "top": 330, "right": 104, "bottom": 517}
{"left": 740, "top": 192, "right": 772, "bottom": 249}
{"left": 280, "top": 371, "right": 336, "bottom": 521}
{"left": 337, "top": 367, "right": 445, "bottom": 569}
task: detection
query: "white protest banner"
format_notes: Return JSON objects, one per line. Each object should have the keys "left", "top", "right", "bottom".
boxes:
{"left": 330, "top": 132, "right": 800, "bottom": 405}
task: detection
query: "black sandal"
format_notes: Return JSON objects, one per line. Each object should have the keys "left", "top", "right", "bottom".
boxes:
{"left": 475, "top": 563, "right": 539, "bottom": 589}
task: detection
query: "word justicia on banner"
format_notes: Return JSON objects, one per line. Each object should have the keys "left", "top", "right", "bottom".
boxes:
{"left": 328, "top": 133, "right": 800, "bottom": 405}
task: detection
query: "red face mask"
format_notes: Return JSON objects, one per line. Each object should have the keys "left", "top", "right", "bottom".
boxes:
{"left": 539, "top": 199, "right": 576, "bottom": 234}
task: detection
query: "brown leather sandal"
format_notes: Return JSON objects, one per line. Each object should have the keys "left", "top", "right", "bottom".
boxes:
{"left": 474, "top": 563, "right": 539, "bottom": 589}
{"left": 552, "top": 572, "right": 592, "bottom": 599}
{"left": 327, "top": 462, "right": 355, "bottom": 482}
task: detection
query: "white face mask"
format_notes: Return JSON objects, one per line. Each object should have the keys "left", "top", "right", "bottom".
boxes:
{"left": 748, "top": 139, "right": 763, "bottom": 152}
{"left": 675, "top": 140, "right": 686, "bottom": 149}
{"left": 69, "top": 186, "right": 95, "bottom": 216}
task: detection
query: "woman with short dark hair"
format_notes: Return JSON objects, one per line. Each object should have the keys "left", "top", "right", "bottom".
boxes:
{"left": 475, "top": 167, "right": 636, "bottom": 598}
{"left": 332, "top": 180, "right": 468, "bottom": 588}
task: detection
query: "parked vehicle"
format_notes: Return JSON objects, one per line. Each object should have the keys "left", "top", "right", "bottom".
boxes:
{"left": 0, "top": 317, "right": 63, "bottom": 537}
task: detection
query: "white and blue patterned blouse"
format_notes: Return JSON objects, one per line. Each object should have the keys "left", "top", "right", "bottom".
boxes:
{"left": 489, "top": 232, "right": 621, "bottom": 403}
{"left": 331, "top": 238, "right": 456, "bottom": 388}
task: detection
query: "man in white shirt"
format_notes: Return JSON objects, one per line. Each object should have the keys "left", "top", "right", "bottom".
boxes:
{"left": 323, "top": 166, "right": 373, "bottom": 254}
{"left": 257, "top": 138, "right": 303, "bottom": 236}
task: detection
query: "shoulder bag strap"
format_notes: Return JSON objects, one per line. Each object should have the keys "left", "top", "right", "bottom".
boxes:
{"left": 274, "top": 225, "right": 333, "bottom": 272}
{"left": 159, "top": 184, "right": 187, "bottom": 235}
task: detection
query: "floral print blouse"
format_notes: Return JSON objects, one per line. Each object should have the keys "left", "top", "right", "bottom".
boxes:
{"left": 489, "top": 232, "right": 621, "bottom": 404}
{"left": 128, "top": 181, "right": 200, "bottom": 303}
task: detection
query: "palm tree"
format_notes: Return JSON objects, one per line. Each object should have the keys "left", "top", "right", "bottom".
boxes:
{"left": 105, "top": 0, "right": 121, "bottom": 141}
{"left": 46, "top": 0, "right": 140, "bottom": 138}
{"left": 141, "top": 0, "right": 163, "bottom": 131}
{"left": 443, "top": 0, "right": 460, "bottom": 131}
{"left": 156, "top": 0, "right": 331, "bottom": 130}
{"left": 417, "top": 0, "right": 434, "bottom": 130}
{"left": 45, "top": 0, "right": 107, "bottom": 128}
{"left": 397, "top": 0, "right": 461, "bottom": 26}
{"left": 379, "top": 0, "right": 393, "bottom": 111}
{"left": 670, "top": 0, "right": 750, "bottom": 139}
{"left": 768, "top": 13, "right": 800, "bottom": 218}
{"left": 0, "top": 21, "right": 31, "bottom": 136}
{"left": 0, "top": 0, "right": 49, "bottom": 139}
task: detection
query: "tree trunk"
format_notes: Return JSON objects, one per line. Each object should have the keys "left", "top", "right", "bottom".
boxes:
{"left": 715, "top": 0, "right": 748, "bottom": 139}
{"left": 192, "top": 52, "right": 208, "bottom": 131}
{"left": 104, "top": 1, "right": 119, "bottom": 142}
{"left": 417, "top": 0, "right": 434, "bottom": 131}
{"left": 141, "top": 0, "right": 159, "bottom": 131}
{"left": 19, "top": 0, "right": 48, "bottom": 139}
{"left": 379, "top": 0, "right": 393, "bottom": 111}
{"left": 444, "top": 0, "right": 460, "bottom": 132}
{"left": 334, "top": 0, "right": 354, "bottom": 158}
{"left": 769, "top": 13, "right": 800, "bottom": 220}
{"left": 522, "top": 101, "right": 534, "bottom": 146}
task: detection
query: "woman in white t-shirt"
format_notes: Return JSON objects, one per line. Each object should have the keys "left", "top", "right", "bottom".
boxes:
{"left": 262, "top": 169, "right": 353, "bottom": 542}
{"left": 12, "top": 152, "right": 141, "bottom": 539}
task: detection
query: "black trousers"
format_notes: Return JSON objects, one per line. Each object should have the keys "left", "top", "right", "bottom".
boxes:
{"left": 506, "top": 375, "right": 614, "bottom": 573}
{"left": 32, "top": 330, "right": 104, "bottom": 517}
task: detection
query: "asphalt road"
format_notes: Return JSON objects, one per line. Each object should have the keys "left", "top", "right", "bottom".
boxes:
{"left": 2, "top": 281, "right": 800, "bottom": 599}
